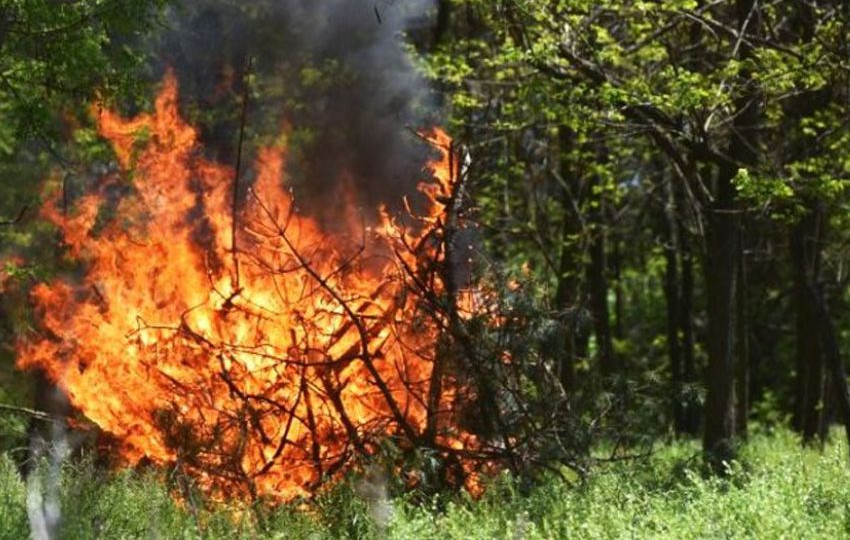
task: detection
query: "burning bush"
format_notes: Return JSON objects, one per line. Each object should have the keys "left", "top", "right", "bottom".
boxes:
{"left": 17, "top": 72, "right": 487, "bottom": 501}
{"left": 17, "top": 66, "right": 602, "bottom": 505}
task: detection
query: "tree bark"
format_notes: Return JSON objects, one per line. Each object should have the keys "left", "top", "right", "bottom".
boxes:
{"left": 702, "top": 0, "right": 760, "bottom": 470}
{"left": 735, "top": 239, "right": 750, "bottom": 438}
{"left": 555, "top": 233, "right": 581, "bottom": 393}
{"left": 662, "top": 171, "right": 686, "bottom": 433}
{"left": 791, "top": 207, "right": 826, "bottom": 442}
{"left": 554, "top": 128, "right": 586, "bottom": 392}
{"left": 433, "top": 0, "right": 452, "bottom": 46}
{"left": 680, "top": 228, "right": 700, "bottom": 435}
{"left": 702, "top": 180, "right": 740, "bottom": 468}
{"left": 783, "top": 1, "right": 830, "bottom": 443}
{"left": 671, "top": 171, "right": 701, "bottom": 435}
{"left": 806, "top": 279, "right": 850, "bottom": 463}
{"left": 586, "top": 170, "right": 616, "bottom": 377}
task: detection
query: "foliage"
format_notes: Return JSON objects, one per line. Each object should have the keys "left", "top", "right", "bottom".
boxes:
{"left": 1, "top": 429, "right": 848, "bottom": 539}
{"left": 1, "top": 0, "right": 850, "bottom": 526}
{"left": 0, "top": 0, "right": 167, "bottom": 146}
{"left": 0, "top": 2, "right": 171, "bottom": 469}
{"left": 392, "top": 429, "right": 850, "bottom": 539}
{"left": 0, "top": 0, "right": 169, "bottom": 245}
{"left": 423, "top": 0, "right": 850, "bottom": 464}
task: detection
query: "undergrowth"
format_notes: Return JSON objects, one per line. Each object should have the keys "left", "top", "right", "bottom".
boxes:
{"left": 1, "top": 428, "right": 848, "bottom": 539}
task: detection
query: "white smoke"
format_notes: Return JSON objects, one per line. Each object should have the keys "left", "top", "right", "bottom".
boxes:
{"left": 25, "top": 417, "right": 68, "bottom": 540}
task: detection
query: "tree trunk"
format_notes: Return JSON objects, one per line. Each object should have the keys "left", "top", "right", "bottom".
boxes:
{"left": 555, "top": 221, "right": 582, "bottom": 393}
{"left": 554, "top": 127, "right": 586, "bottom": 393}
{"left": 702, "top": 183, "right": 740, "bottom": 468}
{"left": 681, "top": 240, "right": 700, "bottom": 434}
{"left": 586, "top": 171, "right": 616, "bottom": 377}
{"left": 783, "top": 1, "right": 830, "bottom": 442}
{"left": 433, "top": 0, "right": 452, "bottom": 46}
{"left": 735, "top": 239, "right": 750, "bottom": 438}
{"left": 702, "top": 0, "right": 760, "bottom": 470}
{"left": 806, "top": 279, "right": 850, "bottom": 463}
{"left": 791, "top": 206, "right": 826, "bottom": 442}
{"left": 662, "top": 171, "right": 686, "bottom": 433}
{"left": 674, "top": 175, "right": 700, "bottom": 435}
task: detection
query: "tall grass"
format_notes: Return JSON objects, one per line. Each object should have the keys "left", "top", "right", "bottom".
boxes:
{"left": 1, "top": 429, "right": 848, "bottom": 539}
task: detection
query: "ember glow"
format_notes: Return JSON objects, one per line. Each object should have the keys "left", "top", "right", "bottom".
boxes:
{"left": 17, "top": 72, "right": 478, "bottom": 501}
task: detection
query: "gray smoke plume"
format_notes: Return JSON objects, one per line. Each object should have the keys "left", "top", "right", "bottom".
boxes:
{"left": 149, "top": 0, "right": 439, "bottom": 227}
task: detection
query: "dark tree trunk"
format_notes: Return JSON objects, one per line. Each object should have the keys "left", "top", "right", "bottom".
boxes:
{"left": 554, "top": 128, "right": 586, "bottom": 393}
{"left": 702, "top": 0, "right": 760, "bottom": 470}
{"left": 735, "top": 240, "right": 750, "bottom": 438}
{"left": 586, "top": 171, "right": 616, "bottom": 377}
{"left": 662, "top": 172, "right": 686, "bottom": 433}
{"left": 555, "top": 220, "right": 582, "bottom": 393}
{"left": 665, "top": 245, "right": 684, "bottom": 430}
{"left": 680, "top": 237, "right": 700, "bottom": 434}
{"left": 791, "top": 207, "right": 826, "bottom": 442}
{"left": 702, "top": 180, "right": 740, "bottom": 467}
{"left": 790, "top": 2, "right": 850, "bottom": 451}
{"left": 805, "top": 279, "right": 850, "bottom": 463}
{"left": 674, "top": 177, "right": 700, "bottom": 435}
{"left": 783, "top": 2, "right": 831, "bottom": 443}
{"left": 433, "top": 0, "right": 452, "bottom": 46}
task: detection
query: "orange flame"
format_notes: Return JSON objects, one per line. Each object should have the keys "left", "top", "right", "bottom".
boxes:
{"left": 17, "top": 72, "right": 478, "bottom": 501}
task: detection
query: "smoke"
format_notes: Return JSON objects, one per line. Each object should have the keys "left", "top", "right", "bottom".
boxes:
{"left": 149, "top": 0, "right": 439, "bottom": 227}
{"left": 25, "top": 387, "right": 70, "bottom": 540}
{"left": 354, "top": 464, "right": 394, "bottom": 530}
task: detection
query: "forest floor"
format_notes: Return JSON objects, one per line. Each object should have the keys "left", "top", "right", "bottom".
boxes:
{"left": 1, "top": 428, "right": 848, "bottom": 539}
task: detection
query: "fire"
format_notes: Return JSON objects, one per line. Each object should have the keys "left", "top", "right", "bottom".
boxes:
{"left": 17, "top": 72, "right": 477, "bottom": 501}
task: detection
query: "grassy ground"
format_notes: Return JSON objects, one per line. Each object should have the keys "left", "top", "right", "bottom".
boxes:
{"left": 1, "top": 428, "right": 848, "bottom": 539}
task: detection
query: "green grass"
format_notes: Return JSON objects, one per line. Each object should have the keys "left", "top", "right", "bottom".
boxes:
{"left": 2, "top": 429, "right": 849, "bottom": 539}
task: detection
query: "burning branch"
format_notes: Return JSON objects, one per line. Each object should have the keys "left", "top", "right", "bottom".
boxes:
{"left": 17, "top": 73, "right": 499, "bottom": 502}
